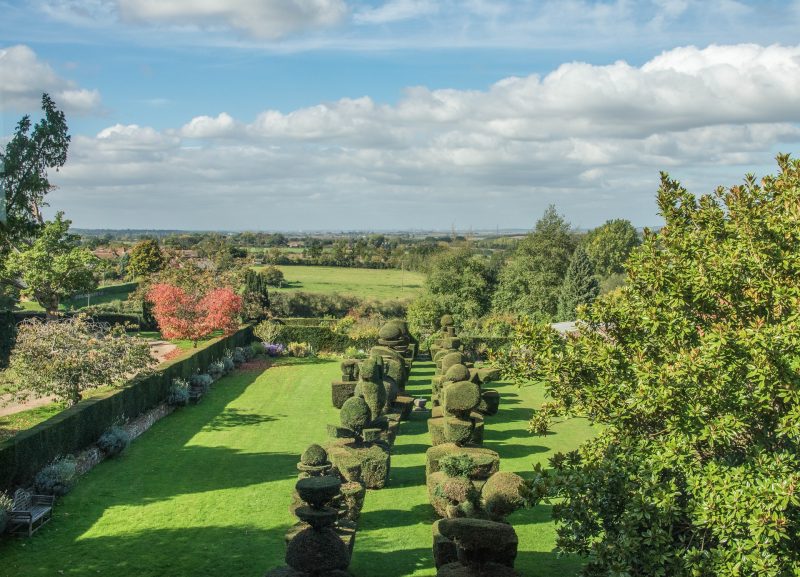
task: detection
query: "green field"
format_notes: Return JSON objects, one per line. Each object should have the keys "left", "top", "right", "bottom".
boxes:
{"left": 0, "top": 358, "right": 594, "bottom": 576}
{"left": 257, "top": 265, "right": 426, "bottom": 300}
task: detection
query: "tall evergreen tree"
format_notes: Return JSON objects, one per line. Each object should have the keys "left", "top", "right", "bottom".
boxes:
{"left": 492, "top": 205, "right": 575, "bottom": 320}
{"left": 556, "top": 245, "right": 599, "bottom": 321}
{"left": 243, "top": 269, "right": 270, "bottom": 321}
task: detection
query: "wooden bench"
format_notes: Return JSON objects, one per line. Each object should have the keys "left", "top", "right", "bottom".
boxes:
{"left": 8, "top": 488, "right": 54, "bottom": 537}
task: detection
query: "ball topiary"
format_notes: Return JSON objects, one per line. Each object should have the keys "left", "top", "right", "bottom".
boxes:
{"left": 301, "top": 444, "right": 329, "bottom": 466}
{"left": 444, "top": 363, "right": 471, "bottom": 384}
{"left": 481, "top": 471, "right": 529, "bottom": 520}
{"left": 440, "top": 314, "right": 455, "bottom": 328}
{"left": 441, "top": 352, "right": 465, "bottom": 375}
{"left": 443, "top": 381, "right": 481, "bottom": 417}
{"left": 378, "top": 323, "right": 404, "bottom": 341}
{"left": 340, "top": 396, "right": 371, "bottom": 433}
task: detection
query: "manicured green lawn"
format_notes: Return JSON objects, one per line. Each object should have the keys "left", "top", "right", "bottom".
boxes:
{"left": 255, "top": 265, "right": 426, "bottom": 300}
{"left": 0, "top": 358, "right": 593, "bottom": 576}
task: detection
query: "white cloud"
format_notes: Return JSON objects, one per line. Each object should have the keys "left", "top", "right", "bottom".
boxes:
{"left": 354, "top": 0, "right": 438, "bottom": 24}
{"left": 47, "top": 44, "right": 800, "bottom": 229}
{"left": 180, "top": 113, "right": 238, "bottom": 139}
{"left": 115, "top": 0, "right": 347, "bottom": 39}
{"left": 0, "top": 44, "right": 101, "bottom": 113}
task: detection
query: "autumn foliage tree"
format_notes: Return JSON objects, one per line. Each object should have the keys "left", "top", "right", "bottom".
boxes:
{"left": 147, "top": 284, "right": 242, "bottom": 346}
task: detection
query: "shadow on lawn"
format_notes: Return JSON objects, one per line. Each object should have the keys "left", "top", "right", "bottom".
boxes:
{"left": 202, "top": 407, "right": 280, "bottom": 431}
{"left": 22, "top": 524, "right": 291, "bottom": 577}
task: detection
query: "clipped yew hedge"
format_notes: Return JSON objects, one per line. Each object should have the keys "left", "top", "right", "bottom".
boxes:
{"left": 0, "top": 326, "right": 253, "bottom": 491}
{"left": 275, "top": 325, "right": 373, "bottom": 352}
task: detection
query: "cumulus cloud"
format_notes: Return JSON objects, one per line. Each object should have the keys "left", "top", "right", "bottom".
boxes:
{"left": 115, "top": 0, "right": 347, "bottom": 39}
{"left": 180, "top": 113, "right": 238, "bottom": 139}
{"left": 49, "top": 44, "right": 800, "bottom": 229}
{"left": 0, "top": 44, "right": 101, "bottom": 113}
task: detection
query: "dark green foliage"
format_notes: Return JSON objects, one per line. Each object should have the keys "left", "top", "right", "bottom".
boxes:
{"left": 359, "top": 356, "right": 383, "bottom": 383}
{"left": 439, "top": 454, "right": 476, "bottom": 478}
{"left": 0, "top": 310, "right": 15, "bottom": 368}
{"left": 300, "top": 444, "right": 328, "bottom": 466}
{"left": 443, "top": 381, "right": 481, "bottom": 416}
{"left": 243, "top": 269, "right": 270, "bottom": 321}
{"left": 359, "top": 378, "right": 386, "bottom": 421}
{"left": 440, "top": 352, "right": 465, "bottom": 374}
{"left": 331, "top": 381, "right": 357, "bottom": 409}
{"left": 505, "top": 157, "right": 800, "bottom": 576}
{"left": 493, "top": 205, "right": 576, "bottom": 320}
{"left": 269, "top": 291, "right": 407, "bottom": 319}
{"left": 1, "top": 93, "right": 70, "bottom": 252}
{"left": 444, "top": 364, "right": 471, "bottom": 384}
{"left": 340, "top": 397, "right": 371, "bottom": 433}
{"left": 583, "top": 218, "right": 640, "bottom": 277}
{"left": 276, "top": 324, "right": 375, "bottom": 352}
{"left": 97, "top": 425, "right": 131, "bottom": 457}
{"left": 34, "top": 455, "right": 77, "bottom": 496}
{"left": 480, "top": 471, "right": 528, "bottom": 520}
{"left": 0, "top": 326, "right": 253, "bottom": 491}
{"left": 556, "top": 245, "right": 599, "bottom": 321}
{"left": 444, "top": 416, "right": 474, "bottom": 445}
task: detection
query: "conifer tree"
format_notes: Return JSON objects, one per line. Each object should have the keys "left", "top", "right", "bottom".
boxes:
{"left": 556, "top": 245, "right": 599, "bottom": 321}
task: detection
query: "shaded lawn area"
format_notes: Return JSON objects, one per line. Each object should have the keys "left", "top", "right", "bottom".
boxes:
{"left": 0, "top": 358, "right": 594, "bottom": 577}
{"left": 255, "top": 265, "right": 425, "bottom": 300}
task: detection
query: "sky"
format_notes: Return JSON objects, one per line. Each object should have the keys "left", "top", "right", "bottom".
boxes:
{"left": 2, "top": 1, "right": 800, "bottom": 232}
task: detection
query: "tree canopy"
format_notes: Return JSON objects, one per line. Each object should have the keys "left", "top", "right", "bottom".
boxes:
{"left": 492, "top": 205, "right": 576, "bottom": 320}
{"left": 556, "top": 245, "right": 598, "bottom": 321}
{"left": 5, "top": 315, "right": 154, "bottom": 406}
{"left": 502, "top": 155, "right": 800, "bottom": 576}
{"left": 127, "top": 239, "right": 166, "bottom": 278}
{"left": 0, "top": 93, "right": 70, "bottom": 252}
{"left": 582, "top": 218, "right": 640, "bottom": 277}
{"left": 4, "top": 213, "right": 97, "bottom": 316}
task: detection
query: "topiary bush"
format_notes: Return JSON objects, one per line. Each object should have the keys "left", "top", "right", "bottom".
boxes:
{"left": 340, "top": 396, "right": 371, "bottom": 437}
{"left": 439, "top": 454, "right": 476, "bottom": 478}
{"left": 481, "top": 471, "right": 529, "bottom": 521}
{"left": 97, "top": 425, "right": 131, "bottom": 458}
{"left": 34, "top": 456, "right": 78, "bottom": 496}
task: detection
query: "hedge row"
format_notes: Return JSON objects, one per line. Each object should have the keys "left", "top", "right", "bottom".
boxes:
{"left": 275, "top": 325, "right": 374, "bottom": 352}
{"left": 0, "top": 325, "right": 253, "bottom": 491}
{"left": 275, "top": 317, "right": 335, "bottom": 327}
{"left": 12, "top": 310, "right": 142, "bottom": 328}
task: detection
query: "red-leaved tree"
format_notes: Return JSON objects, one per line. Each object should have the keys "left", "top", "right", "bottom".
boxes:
{"left": 147, "top": 284, "right": 243, "bottom": 346}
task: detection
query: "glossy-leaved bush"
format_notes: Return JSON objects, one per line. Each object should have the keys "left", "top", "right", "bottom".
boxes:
{"left": 502, "top": 156, "right": 800, "bottom": 576}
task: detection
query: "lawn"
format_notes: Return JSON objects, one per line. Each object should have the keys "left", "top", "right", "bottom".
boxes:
{"left": 256, "top": 265, "right": 426, "bottom": 300}
{"left": 0, "top": 358, "right": 594, "bottom": 577}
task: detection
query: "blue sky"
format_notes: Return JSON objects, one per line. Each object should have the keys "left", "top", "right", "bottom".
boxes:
{"left": 2, "top": 0, "right": 800, "bottom": 231}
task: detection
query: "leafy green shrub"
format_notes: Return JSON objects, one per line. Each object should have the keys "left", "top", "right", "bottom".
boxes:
{"left": 344, "top": 345, "right": 368, "bottom": 359}
{"left": 97, "top": 425, "right": 131, "bottom": 457}
{"left": 287, "top": 341, "right": 313, "bottom": 357}
{"left": 254, "top": 319, "right": 282, "bottom": 343}
{"left": 340, "top": 396, "right": 371, "bottom": 435}
{"left": 34, "top": 456, "right": 77, "bottom": 496}
{"left": 249, "top": 341, "right": 263, "bottom": 358}
{"left": 167, "top": 378, "right": 190, "bottom": 406}
{"left": 241, "top": 344, "right": 255, "bottom": 361}
{"left": 439, "top": 454, "right": 475, "bottom": 478}
{"left": 222, "top": 353, "right": 235, "bottom": 373}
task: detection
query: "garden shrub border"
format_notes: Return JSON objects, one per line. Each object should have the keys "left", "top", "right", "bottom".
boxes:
{"left": 0, "top": 325, "right": 253, "bottom": 491}
{"left": 274, "top": 324, "right": 373, "bottom": 353}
